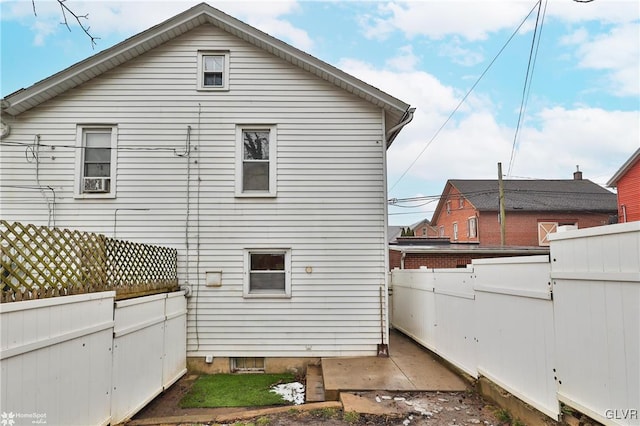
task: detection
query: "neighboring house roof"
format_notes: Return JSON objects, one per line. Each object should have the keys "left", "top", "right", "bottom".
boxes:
{"left": 409, "top": 218, "right": 431, "bottom": 229}
{"left": 1, "top": 2, "right": 411, "bottom": 146}
{"left": 388, "top": 226, "right": 404, "bottom": 243}
{"left": 432, "top": 178, "right": 617, "bottom": 222}
{"left": 389, "top": 244, "right": 549, "bottom": 255}
{"left": 607, "top": 148, "right": 640, "bottom": 187}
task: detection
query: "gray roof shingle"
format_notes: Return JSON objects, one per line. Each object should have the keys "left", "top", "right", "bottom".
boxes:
{"left": 450, "top": 179, "right": 617, "bottom": 212}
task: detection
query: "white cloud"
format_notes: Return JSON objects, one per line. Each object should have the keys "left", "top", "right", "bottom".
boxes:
{"left": 571, "top": 22, "right": 640, "bottom": 97}
{"left": 438, "top": 37, "right": 484, "bottom": 66}
{"left": 339, "top": 57, "right": 639, "bottom": 198}
{"left": 359, "top": 1, "right": 537, "bottom": 41}
{"left": 386, "top": 45, "right": 420, "bottom": 71}
{"left": 1, "top": 0, "right": 313, "bottom": 51}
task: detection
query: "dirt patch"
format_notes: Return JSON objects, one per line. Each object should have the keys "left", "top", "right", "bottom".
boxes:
{"left": 133, "top": 375, "right": 509, "bottom": 425}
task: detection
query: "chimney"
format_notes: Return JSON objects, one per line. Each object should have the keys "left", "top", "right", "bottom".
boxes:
{"left": 573, "top": 165, "right": 582, "bottom": 180}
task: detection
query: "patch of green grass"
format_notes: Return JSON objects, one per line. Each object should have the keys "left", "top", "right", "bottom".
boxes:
{"left": 179, "top": 373, "right": 295, "bottom": 408}
{"left": 343, "top": 411, "right": 361, "bottom": 424}
{"left": 512, "top": 419, "right": 526, "bottom": 426}
{"left": 309, "top": 407, "right": 340, "bottom": 419}
{"left": 255, "top": 417, "right": 271, "bottom": 426}
{"left": 494, "top": 408, "right": 512, "bottom": 423}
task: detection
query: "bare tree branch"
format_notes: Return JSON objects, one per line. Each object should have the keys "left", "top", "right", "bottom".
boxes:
{"left": 31, "top": 0, "right": 99, "bottom": 48}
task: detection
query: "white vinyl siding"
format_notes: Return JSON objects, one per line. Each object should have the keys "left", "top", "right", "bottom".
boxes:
{"left": 0, "top": 25, "right": 388, "bottom": 357}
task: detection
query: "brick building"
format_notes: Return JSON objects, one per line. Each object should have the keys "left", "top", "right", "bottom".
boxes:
{"left": 607, "top": 148, "right": 640, "bottom": 223}
{"left": 389, "top": 239, "right": 548, "bottom": 270}
{"left": 430, "top": 173, "right": 617, "bottom": 247}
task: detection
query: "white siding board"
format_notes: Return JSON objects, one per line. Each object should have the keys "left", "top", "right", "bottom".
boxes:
{"left": 1, "top": 24, "right": 388, "bottom": 357}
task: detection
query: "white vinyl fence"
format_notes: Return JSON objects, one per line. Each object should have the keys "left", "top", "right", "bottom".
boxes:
{"left": 391, "top": 222, "right": 640, "bottom": 426}
{"left": 0, "top": 290, "right": 187, "bottom": 426}
{"left": 551, "top": 223, "right": 640, "bottom": 426}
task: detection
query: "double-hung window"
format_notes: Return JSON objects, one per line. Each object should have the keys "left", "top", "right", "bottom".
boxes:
{"left": 243, "top": 249, "right": 291, "bottom": 298}
{"left": 236, "top": 125, "right": 277, "bottom": 196}
{"left": 468, "top": 217, "right": 478, "bottom": 238}
{"left": 453, "top": 222, "right": 458, "bottom": 241}
{"left": 74, "top": 125, "right": 117, "bottom": 198}
{"left": 197, "top": 51, "right": 229, "bottom": 90}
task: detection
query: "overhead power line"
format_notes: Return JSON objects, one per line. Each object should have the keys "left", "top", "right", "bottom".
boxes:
{"left": 507, "top": 0, "right": 547, "bottom": 177}
{"left": 388, "top": 0, "right": 542, "bottom": 195}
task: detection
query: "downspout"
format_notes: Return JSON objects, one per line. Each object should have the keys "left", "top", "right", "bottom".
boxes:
{"left": 400, "top": 250, "right": 406, "bottom": 270}
{"left": 386, "top": 107, "right": 416, "bottom": 147}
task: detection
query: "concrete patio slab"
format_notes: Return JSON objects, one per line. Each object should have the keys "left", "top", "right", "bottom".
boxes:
{"left": 322, "top": 330, "right": 467, "bottom": 399}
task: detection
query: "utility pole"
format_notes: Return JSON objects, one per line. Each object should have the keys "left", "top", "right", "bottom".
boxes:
{"left": 498, "top": 162, "right": 506, "bottom": 246}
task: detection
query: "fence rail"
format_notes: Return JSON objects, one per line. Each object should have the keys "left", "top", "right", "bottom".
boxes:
{"left": 391, "top": 222, "right": 640, "bottom": 426}
{"left": 1, "top": 220, "right": 178, "bottom": 303}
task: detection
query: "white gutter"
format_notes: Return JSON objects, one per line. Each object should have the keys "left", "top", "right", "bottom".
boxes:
{"left": 386, "top": 107, "right": 416, "bottom": 146}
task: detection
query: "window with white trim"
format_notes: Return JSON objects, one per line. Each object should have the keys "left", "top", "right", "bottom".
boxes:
{"left": 74, "top": 125, "right": 117, "bottom": 198}
{"left": 236, "top": 125, "right": 277, "bottom": 196}
{"left": 468, "top": 217, "right": 477, "bottom": 238}
{"left": 446, "top": 201, "right": 451, "bottom": 215}
{"left": 453, "top": 222, "right": 458, "bottom": 241}
{"left": 243, "top": 249, "right": 291, "bottom": 298}
{"left": 197, "top": 51, "right": 229, "bottom": 90}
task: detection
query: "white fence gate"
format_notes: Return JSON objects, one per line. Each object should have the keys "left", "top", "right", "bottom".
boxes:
{"left": 391, "top": 222, "right": 640, "bottom": 426}
{"left": 0, "top": 290, "right": 187, "bottom": 426}
{"left": 551, "top": 223, "right": 640, "bottom": 426}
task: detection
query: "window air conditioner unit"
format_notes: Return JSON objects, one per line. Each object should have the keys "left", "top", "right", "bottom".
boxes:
{"left": 83, "top": 177, "right": 110, "bottom": 193}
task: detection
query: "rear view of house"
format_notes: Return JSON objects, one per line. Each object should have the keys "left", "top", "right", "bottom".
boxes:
{"left": 0, "top": 3, "right": 413, "bottom": 369}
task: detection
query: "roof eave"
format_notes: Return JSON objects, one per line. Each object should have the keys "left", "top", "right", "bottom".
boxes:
{"left": 607, "top": 148, "right": 640, "bottom": 187}
{"left": 2, "top": 3, "right": 410, "bottom": 122}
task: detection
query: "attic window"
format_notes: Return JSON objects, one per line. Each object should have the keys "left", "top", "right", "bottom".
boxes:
{"left": 197, "top": 51, "right": 229, "bottom": 91}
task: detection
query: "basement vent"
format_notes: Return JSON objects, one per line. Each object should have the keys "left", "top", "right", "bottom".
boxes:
{"left": 231, "top": 357, "right": 265, "bottom": 373}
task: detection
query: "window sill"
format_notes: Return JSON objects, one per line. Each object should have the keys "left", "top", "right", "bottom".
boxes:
{"left": 74, "top": 193, "right": 116, "bottom": 200}
{"left": 196, "top": 86, "right": 229, "bottom": 92}
{"left": 235, "top": 192, "right": 277, "bottom": 198}
{"left": 243, "top": 292, "right": 291, "bottom": 299}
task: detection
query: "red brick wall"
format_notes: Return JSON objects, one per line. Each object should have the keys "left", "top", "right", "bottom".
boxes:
{"left": 389, "top": 249, "right": 402, "bottom": 269}
{"left": 389, "top": 251, "right": 540, "bottom": 270}
{"left": 617, "top": 161, "right": 640, "bottom": 222}
{"left": 433, "top": 187, "right": 479, "bottom": 243}
{"left": 477, "top": 211, "right": 613, "bottom": 246}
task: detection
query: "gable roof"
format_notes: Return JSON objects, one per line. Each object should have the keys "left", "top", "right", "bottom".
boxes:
{"left": 607, "top": 148, "right": 640, "bottom": 187}
{"left": 432, "top": 178, "right": 617, "bottom": 222}
{"left": 1, "top": 3, "right": 411, "bottom": 146}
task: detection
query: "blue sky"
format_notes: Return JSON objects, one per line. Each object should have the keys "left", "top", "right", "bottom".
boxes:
{"left": 2, "top": 0, "right": 639, "bottom": 225}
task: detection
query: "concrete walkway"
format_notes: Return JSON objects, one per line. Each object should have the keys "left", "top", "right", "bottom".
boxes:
{"left": 322, "top": 329, "right": 467, "bottom": 399}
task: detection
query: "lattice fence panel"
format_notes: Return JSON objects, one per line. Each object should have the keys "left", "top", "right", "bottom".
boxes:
{"left": 1, "top": 220, "right": 178, "bottom": 303}
{"left": 105, "top": 238, "right": 178, "bottom": 299}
